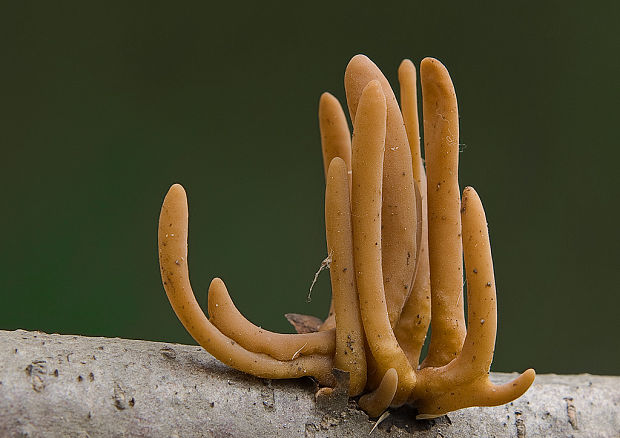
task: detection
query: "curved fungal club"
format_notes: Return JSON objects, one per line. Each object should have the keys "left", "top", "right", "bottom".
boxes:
{"left": 158, "top": 55, "right": 535, "bottom": 419}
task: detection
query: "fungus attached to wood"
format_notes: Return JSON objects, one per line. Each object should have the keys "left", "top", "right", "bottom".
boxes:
{"left": 157, "top": 54, "right": 535, "bottom": 419}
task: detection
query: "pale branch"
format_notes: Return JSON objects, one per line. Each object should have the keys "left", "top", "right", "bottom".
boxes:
{"left": 0, "top": 330, "right": 618, "bottom": 437}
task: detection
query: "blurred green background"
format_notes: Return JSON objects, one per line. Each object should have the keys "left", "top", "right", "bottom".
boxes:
{"left": 1, "top": 2, "right": 618, "bottom": 375}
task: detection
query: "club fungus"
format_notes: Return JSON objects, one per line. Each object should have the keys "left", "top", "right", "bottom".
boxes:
{"left": 158, "top": 54, "right": 535, "bottom": 419}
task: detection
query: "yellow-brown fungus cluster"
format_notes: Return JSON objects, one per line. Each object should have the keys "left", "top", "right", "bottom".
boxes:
{"left": 158, "top": 55, "right": 535, "bottom": 419}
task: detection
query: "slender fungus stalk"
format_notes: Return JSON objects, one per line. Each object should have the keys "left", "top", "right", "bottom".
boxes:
{"left": 325, "top": 157, "right": 366, "bottom": 396}
{"left": 420, "top": 57, "right": 466, "bottom": 368}
{"left": 345, "top": 55, "right": 418, "bottom": 329}
{"left": 398, "top": 59, "right": 423, "bottom": 188}
{"left": 318, "top": 92, "right": 353, "bottom": 331}
{"left": 350, "top": 80, "right": 415, "bottom": 406}
{"left": 157, "top": 54, "right": 535, "bottom": 421}
{"left": 394, "top": 59, "right": 432, "bottom": 367}
{"left": 319, "top": 92, "right": 352, "bottom": 184}
{"left": 412, "top": 187, "right": 535, "bottom": 417}
{"left": 207, "top": 279, "right": 336, "bottom": 361}
{"left": 358, "top": 368, "right": 399, "bottom": 418}
{"left": 158, "top": 184, "right": 334, "bottom": 386}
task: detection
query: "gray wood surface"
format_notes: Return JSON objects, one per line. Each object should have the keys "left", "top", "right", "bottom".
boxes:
{"left": 1, "top": 329, "right": 618, "bottom": 437}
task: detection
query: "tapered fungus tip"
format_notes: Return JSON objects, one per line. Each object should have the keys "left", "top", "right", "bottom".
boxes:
{"left": 327, "top": 156, "right": 346, "bottom": 176}
{"left": 165, "top": 183, "right": 187, "bottom": 203}
{"left": 344, "top": 55, "right": 378, "bottom": 107}
{"left": 506, "top": 368, "right": 537, "bottom": 401}
{"left": 420, "top": 57, "right": 441, "bottom": 68}
{"left": 168, "top": 183, "right": 186, "bottom": 194}
{"left": 160, "top": 184, "right": 188, "bottom": 227}
{"left": 319, "top": 91, "right": 337, "bottom": 105}
{"left": 398, "top": 59, "right": 416, "bottom": 77}
{"left": 209, "top": 277, "right": 225, "bottom": 289}
{"left": 362, "top": 79, "right": 385, "bottom": 100}
{"left": 489, "top": 368, "right": 537, "bottom": 405}
{"left": 420, "top": 57, "right": 453, "bottom": 85}
{"left": 344, "top": 54, "right": 395, "bottom": 126}
{"left": 345, "top": 55, "right": 376, "bottom": 85}
{"left": 523, "top": 368, "right": 536, "bottom": 384}
{"left": 347, "top": 54, "right": 372, "bottom": 69}
{"left": 358, "top": 368, "right": 399, "bottom": 418}
{"left": 461, "top": 186, "right": 479, "bottom": 206}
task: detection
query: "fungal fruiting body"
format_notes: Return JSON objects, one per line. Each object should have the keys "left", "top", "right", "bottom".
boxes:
{"left": 158, "top": 55, "right": 535, "bottom": 419}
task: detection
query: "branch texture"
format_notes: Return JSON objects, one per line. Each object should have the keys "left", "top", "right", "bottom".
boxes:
{"left": 0, "top": 330, "right": 617, "bottom": 437}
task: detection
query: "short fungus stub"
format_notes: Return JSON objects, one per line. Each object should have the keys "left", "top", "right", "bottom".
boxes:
{"left": 158, "top": 54, "right": 535, "bottom": 419}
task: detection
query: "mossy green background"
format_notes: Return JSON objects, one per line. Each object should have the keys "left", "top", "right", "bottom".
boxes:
{"left": 1, "top": 2, "right": 618, "bottom": 375}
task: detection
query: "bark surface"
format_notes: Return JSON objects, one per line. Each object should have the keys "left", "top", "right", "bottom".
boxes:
{"left": 0, "top": 329, "right": 618, "bottom": 437}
